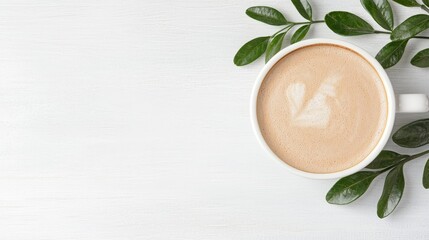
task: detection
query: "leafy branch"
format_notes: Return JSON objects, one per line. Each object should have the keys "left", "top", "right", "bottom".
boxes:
{"left": 234, "top": 0, "right": 429, "bottom": 68}
{"left": 327, "top": 119, "right": 429, "bottom": 218}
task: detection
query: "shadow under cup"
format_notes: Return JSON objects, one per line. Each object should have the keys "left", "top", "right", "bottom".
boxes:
{"left": 251, "top": 39, "right": 396, "bottom": 180}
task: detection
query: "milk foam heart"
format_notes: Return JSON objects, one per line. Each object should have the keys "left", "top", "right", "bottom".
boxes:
{"left": 257, "top": 44, "right": 388, "bottom": 174}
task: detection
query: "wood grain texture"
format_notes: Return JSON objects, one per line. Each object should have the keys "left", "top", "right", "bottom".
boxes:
{"left": 0, "top": 0, "right": 428, "bottom": 239}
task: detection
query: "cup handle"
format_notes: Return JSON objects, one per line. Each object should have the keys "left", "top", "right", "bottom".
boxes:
{"left": 396, "top": 94, "right": 429, "bottom": 113}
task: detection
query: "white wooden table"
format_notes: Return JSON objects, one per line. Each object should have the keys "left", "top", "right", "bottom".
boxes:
{"left": 0, "top": 0, "right": 429, "bottom": 239}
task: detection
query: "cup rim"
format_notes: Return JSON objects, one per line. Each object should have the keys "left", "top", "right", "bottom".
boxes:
{"left": 250, "top": 38, "right": 396, "bottom": 179}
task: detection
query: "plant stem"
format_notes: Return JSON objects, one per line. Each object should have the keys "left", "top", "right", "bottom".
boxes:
{"left": 374, "top": 30, "right": 429, "bottom": 39}
{"left": 421, "top": 4, "right": 429, "bottom": 14}
{"left": 374, "top": 30, "right": 391, "bottom": 34}
{"left": 271, "top": 24, "right": 294, "bottom": 37}
{"left": 411, "top": 35, "right": 429, "bottom": 39}
{"left": 378, "top": 149, "right": 429, "bottom": 174}
{"left": 294, "top": 20, "right": 325, "bottom": 25}
{"left": 271, "top": 20, "right": 325, "bottom": 37}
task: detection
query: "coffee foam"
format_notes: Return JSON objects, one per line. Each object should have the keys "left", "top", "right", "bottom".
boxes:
{"left": 257, "top": 44, "right": 388, "bottom": 173}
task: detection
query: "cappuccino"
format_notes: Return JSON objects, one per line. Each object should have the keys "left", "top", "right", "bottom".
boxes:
{"left": 256, "top": 44, "right": 388, "bottom": 173}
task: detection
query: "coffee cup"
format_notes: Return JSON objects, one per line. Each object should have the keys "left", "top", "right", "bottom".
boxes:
{"left": 251, "top": 38, "right": 429, "bottom": 179}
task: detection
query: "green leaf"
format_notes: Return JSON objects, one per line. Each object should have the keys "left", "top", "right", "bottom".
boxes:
{"left": 391, "top": 14, "right": 429, "bottom": 40}
{"left": 326, "top": 171, "right": 379, "bottom": 205}
{"left": 246, "top": 6, "right": 288, "bottom": 26}
{"left": 423, "top": 159, "right": 429, "bottom": 189}
{"left": 393, "top": 118, "right": 429, "bottom": 148}
{"left": 392, "top": 0, "right": 421, "bottom": 7}
{"left": 291, "top": 0, "right": 312, "bottom": 21}
{"left": 265, "top": 32, "right": 287, "bottom": 63}
{"left": 377, "top": 165, "right": 405, "bottom": 218}
{"left": 424, "top": 0, "right": 429, "bottom": 7}
{"left": 411, "top": 48, "right": 429, "bottom": 68}
{"left": 291, "top": 24, "right": 310, "bottom": 44}
{"left": 361, "top": 0, "right": 394, "bottom": 31}
{"left": 375, "top": 39, "right": 408, "bottom": 69}
{"left": 234, "top": 37, "right": 270, "bottom": 66}
{"left": 325, "top": 11, "right": 374, "bottom": 36}
{"left": 366, "top": 151, "right": 409, "bottom": 169}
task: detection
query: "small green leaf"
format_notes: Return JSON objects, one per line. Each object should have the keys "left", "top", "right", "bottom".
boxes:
{"left": 393, "top": 118, "right": 429, "bottom": 148}
{"left": 391, "top": 14, "right": 429, "bottom": 40}
{"left": 361, "top": 0, "right": 394, "bottom": 31}
{"left": 291, "top": 0, "right": 312, "bottom": 21}
{"left": 392, "top": 0, "right": 421, "bottom": 7}
{"left": 423, "top": 159, "right": 429, "bottom": 189}
{"left": 411, "top": 48, "right": 429, "bottom": 68}
{"left": 291, "top": 24, "right": 310, "bottom": 44}
{"left": 424, "top": 0, "right": 429, "bottom": 7}
{"left": 366, "top": 151, "right": 409, "bottom": 169}
{"left": 265, "top": 32, "right": 287, "bottom": 63}
{"left": 325, "top": 11, "right": 374, "bottom": 36}
{"left": 246, "top": 6, "right": 288, "bottom": 26}
{"left": 375, "top": 39, "right": 408, "bottom": 69}
{"left": 234, "top": 37, "right": 270, "bottom": 66}
{"left": 326, "top": 171, "right": 379, "bottom": 205}
{"left": 377, "top": 165, "right": 405, "bottom": 218}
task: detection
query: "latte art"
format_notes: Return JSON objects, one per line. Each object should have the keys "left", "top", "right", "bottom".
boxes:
{"left": 257, "top": 44, "right": 388, "bottom": 173}
{"left": 286, "top": 75, "right": 340, "bottom": 128}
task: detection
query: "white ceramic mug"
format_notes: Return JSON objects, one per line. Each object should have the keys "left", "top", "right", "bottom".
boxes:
{"left": 250, "top": 38, "right": 429, "bottom": 179}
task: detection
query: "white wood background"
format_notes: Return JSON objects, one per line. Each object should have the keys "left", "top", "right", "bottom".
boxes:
{"left": 0, "top": 0, "right": 429, "bottom": 239}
